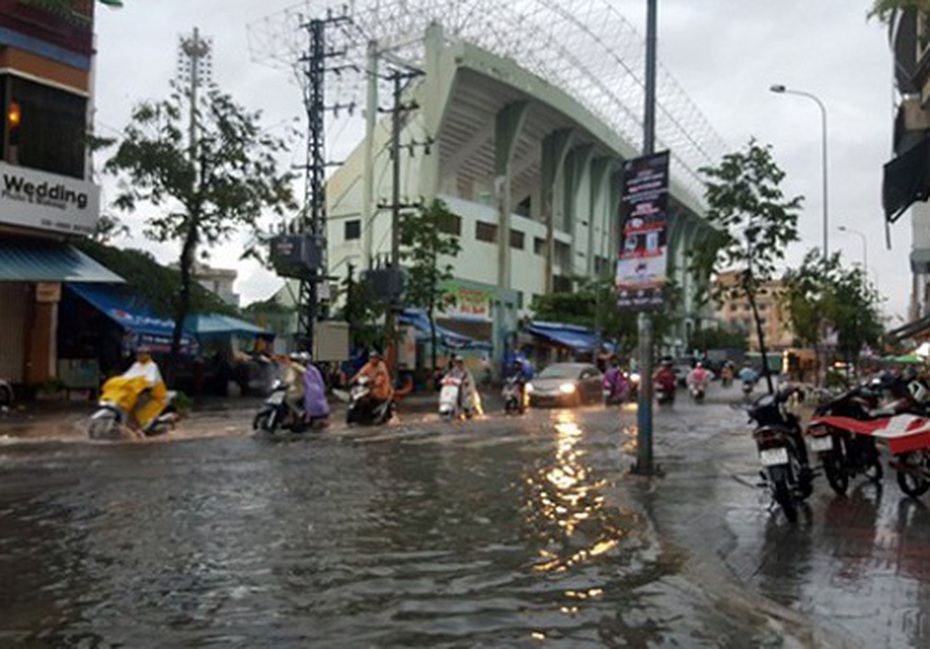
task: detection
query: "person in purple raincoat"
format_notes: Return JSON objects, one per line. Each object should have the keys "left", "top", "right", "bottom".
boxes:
{"left": 300, "top": 353, "right": 330, "bottom": 424}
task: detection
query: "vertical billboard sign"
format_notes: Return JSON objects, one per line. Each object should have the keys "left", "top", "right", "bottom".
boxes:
{"left": 615, "top": 150, "right": 670, "bottom": 311}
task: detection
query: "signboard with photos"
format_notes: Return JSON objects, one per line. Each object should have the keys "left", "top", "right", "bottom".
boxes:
{"left": 615, "top": 150, "right": 670, "bottom": 311}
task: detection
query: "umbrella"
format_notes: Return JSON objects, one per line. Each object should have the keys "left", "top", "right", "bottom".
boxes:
{"left": 891, "top": 354, "right": 925, "bottom": 365}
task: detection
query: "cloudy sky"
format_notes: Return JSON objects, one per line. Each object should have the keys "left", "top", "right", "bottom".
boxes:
{"left": 93, "top": 0, "right": 906, "bottom": 320}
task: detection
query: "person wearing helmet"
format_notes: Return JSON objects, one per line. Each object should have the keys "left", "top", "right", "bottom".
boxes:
{"left": 653, "top": 358, "right": 677, "bottom": 392}
{"left": 351, "top": 349, "right": 393, "bottom": 404}
{"left": 687, "top": 362, "right": 710, "bottom": 391}
{"left": 446, "top": 354, "right": 480, "bottom": 416}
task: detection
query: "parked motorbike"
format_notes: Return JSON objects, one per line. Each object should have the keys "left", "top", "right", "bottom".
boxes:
{"left": 88, "top": 376, "right": 177, "bottom": 440}
{"left": 745, "top": 387, "right": 813, "bottom": 522}
{"left": 253, "top": 379, "right": 327, "bottom": 434}
{"left": 502, "top": 375, "right": 527, "bottom": 414}
{"left": 806, "top": 384, "right": 883, "bottom": 495}
{"left": 346, "top": 376, "right": 394, "bottom": 425}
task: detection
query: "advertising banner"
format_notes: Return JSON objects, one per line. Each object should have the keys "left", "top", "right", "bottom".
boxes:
{"left": 443, "top": 280, "right": 493, "bottom": 321}
{"left": 615, "top": 151, "right": 670, "bottom": 311}
{"left": 0, "top": 162, "right": 100, "bottom": 235}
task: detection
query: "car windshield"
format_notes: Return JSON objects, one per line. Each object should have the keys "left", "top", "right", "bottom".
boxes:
{"left": 538, "top": 365, "right": 581, "bottom": 379}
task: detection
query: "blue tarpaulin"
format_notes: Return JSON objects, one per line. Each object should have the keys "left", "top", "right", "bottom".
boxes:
{"left": 526, "top": 321, "right": 600, "bottom": 352}
{"left": 67, "top": 282, "right": 199, "bottom": 354}
{"left": 399, "top": 309, "right": 491, "bottom": 350}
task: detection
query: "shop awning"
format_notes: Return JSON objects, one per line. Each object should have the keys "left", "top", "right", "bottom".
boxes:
{"left": 184, "top": 313, "right": 271, "bottom": 338}
{"left": 67, "top": 282, "right": 198, "bottom": 353}
{"left": 526, "top": 321, "right": 600, "bottom": 352}
{"left": 0, "top": 237, "right": 123, "bottom": 283}
{"left": 883, "top": 134, "right": 930, "bottom": 223}
{"left": 399, "top": 309, "right": 491, "bottom": 350}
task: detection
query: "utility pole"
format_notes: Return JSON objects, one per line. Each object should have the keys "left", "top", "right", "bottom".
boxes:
{"left": 178, "top": 27, "right": 212, "bottom": 163}
{"left": 633, "top": 0, "right": 658, "bottom": 476}
{"left": 295, "top": 12, "right": 352, "bottom": 354}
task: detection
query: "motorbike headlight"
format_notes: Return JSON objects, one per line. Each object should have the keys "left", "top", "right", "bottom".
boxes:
{"left": 559, "top": 383, "right": 576, "bottom": 394}
{"left": 525, "top": 383, "right": 534, "bottom": 393}
{"left": 630, "top": 372, "right": 641, "bottom": 384}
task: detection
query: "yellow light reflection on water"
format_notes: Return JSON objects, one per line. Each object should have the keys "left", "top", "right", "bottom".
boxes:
{"left": 526, "top": 410, "right": 626, "bottom": 575}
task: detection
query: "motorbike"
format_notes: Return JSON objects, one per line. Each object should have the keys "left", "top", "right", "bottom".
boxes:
{"left": 502, "top": 375, "right": 527, "bottom": 414}
{"left": 745, "top": 387, "right": 813, "bottom": 522}
{"left": 88, "top": 375, "right": 177, "bottom": 440}
{"left": 655, "top": 381, "right": 675, "bottom": 406}
{"left": 439, "top": 375, "right": 465, "bottom": 420}
{"left": 805, "top": 384, "right": 883, "bottom": 495}
{"left": 688, "top": 381, "right": 707, "bottom": 403}
{"left": 253, "top": 379, "right": 327, "bottom": 434}
{"left": 741, "top": 378, "right": 755, "bottom": 400}
{"left": 346, "top": 376, "right": 394, "bottom": 425}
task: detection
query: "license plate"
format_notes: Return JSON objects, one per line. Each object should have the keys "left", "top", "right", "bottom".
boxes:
{"left": 759, "top": 447, "right": 789, "bottom": 467}
{"left": 809, "top": 436, "right": 833, "bottom": 452}
{"left": 268, "top": 391, "right": 285, "bottom": 405}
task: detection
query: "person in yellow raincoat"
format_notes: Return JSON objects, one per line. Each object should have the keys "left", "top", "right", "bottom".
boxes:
{"left": 99, "top": 347, "right": 169, "bottom": 433}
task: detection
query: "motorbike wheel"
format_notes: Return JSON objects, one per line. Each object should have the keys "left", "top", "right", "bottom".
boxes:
{"left": 0, "top": 384, "right": 12, "bottom": 409}
{"left": 823, "top": 453, "right": 849, "bottom": 496}
{"left": 88, "top": 415, "right": 118, "bottom": 440}
{"left": 771, "top": 475, "right": 798, "bottom": 522}
{"left": 896, "top": 451, "right": 930, "bottom": 497}
{"left": 863, "top": 456, "right": 883, "bottom": 483}
{"left": 253, "top": 410, "right": 279, "bottom": 434}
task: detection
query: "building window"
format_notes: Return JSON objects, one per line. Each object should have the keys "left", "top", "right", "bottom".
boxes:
{"left": 476, "top": 221, "right": 498, "bottom": 243}
{"left": 509, "top": 229, "right": 525, "bottom": 250}
{"left": 344, "top": 219, "right": 361, "bottom": 240}
{"left": 553, "top": 275, "right": 573, "bottom": 293}
{"left": 438, "top": 213, "right": 462, "bottom": 236}
{"left": 534, "top": 237, "right": 546, "bottom": 256}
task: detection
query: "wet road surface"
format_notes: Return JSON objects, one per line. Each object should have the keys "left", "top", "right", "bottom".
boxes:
{"left": 0, "top": 396, "right": 822, "bottom": 648}
{"left": 0, "top": 390, "right": 922, "bottom": 647}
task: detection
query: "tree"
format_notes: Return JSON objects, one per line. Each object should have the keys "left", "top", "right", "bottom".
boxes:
{"left": 398, "top": 199, "right": 462, "bottom": 369}
{"left": 102, "top": 83, "right": 296, "bottom": 371}
{"left": 867, "top": 0, "right": 930, "bottom": 22}
{"left": 699, "top": 139, "right": 802, "bottom": 393}
{"left": 781, "top": 250, "right": 883, "bottom": 370}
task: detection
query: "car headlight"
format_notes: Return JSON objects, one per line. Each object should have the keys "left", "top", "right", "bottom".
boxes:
{"left": 525, "top": 383, "right": 534, "bottom": 393}
{"left": 559, "top": 383, "right": 576, "bottom": 394}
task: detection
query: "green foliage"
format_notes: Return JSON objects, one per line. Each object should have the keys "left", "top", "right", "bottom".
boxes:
{"left": 781, "top": 250, "right": 884, "bottom": 362}
{"left": 242, "top": 297, "right": 294, "bottom": 315}
{"left": 398, "top": 199, "right": 462, "bottom": 366}
{"left": 699, "top": 139, "right": 802, "bottom": 392}
{"left": 332, "top": 264, "right": 386, "bottom": 349}
{"left": 530, "top": 276, "right": 640, "bottom": 354}
{"left": 867, "top": 0, "right": 930, "bottom": 22}
{"left": 101, "top": 80, "right": 297, "bottom": 362}
{"left": 73, "top": 238, "right": 237, "bottom": 316}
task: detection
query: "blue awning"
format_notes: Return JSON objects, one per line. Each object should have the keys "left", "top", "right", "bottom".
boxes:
{"left": 184, "top": 313, "right": 271, "bottom": 338}
{"left": 526, "top": 321, "right": 600, "bottom": 352}
{"left": 67, "top": 282, "right": 198, "bottom": 354}
{"left": 0, "top": 237, "right": 123, "bottom": 283}
{"left": 399, "top": 309, "right": 491, "bottom": 350}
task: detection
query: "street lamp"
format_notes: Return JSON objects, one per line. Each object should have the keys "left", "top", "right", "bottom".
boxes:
{"left": 770, "top": 84, "right": 829, "bottom": 257}
{"left": 838, "top": 225, "right": 868, "bottom": 274}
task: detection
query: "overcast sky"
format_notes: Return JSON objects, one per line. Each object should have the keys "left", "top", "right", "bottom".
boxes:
{"left": 93, "top": 1, "right": 907, "bottom": 321}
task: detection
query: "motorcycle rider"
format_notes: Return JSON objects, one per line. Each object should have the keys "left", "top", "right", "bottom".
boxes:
{"left": 687, "top": 362, "right": 711, "bottom": 396}
{"left": 653, "top": 359, "right": 677, "bottom": 402}
{"left": 284, "top": 352, "right": 308, "bottom": 418}
{"left": 446, "top": 354, "right": 481, "bottom": 416}
{"left": 503, "top": 358, "right": 528, "bottom": 410}
{"left": 350, "top": 349, "right": 394, "bottom": 417}
{"left": 603, "top": 357, "right": 629, "bottom": 404}
{"left": 102, "top": 345, "right": 170, "bottom": 433}
{"left": 720, "top": 361, "right": 734, "bottom": 388}
{"left": 301, "top": 352, "right": 330, "bottom": 425}
{"left": 738, "top": 361, "right": 759, "bottom": 394}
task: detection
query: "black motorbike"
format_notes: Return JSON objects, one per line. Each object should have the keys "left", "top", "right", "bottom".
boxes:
{"left": 253, "top": 379, "right": 327, "bottom": 434}
{"left": 346, "top": 376, "right": 394, "bottom": 425}
{"left": 745, "top": 388, "right": 813, "bottom": 522}
{"left": 806, "top": 384, "right": 883, "bottom": 495}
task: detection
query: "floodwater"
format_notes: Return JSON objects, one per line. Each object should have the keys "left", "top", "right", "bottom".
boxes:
{"left": 0, "top": 405, "right": 816, "bottom": 648}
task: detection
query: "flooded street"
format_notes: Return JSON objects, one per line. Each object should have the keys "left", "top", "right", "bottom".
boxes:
{"left": 0, "top": 404, "right": 803, "bottom": 648}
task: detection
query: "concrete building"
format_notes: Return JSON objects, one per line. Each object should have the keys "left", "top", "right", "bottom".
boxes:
{"left": 169, "top": 261, "right": 240, "bottom": 308}
{"left": 715, "top": 271, "right": 794, "bottom": 352}
{"left": 276, "top": 11, "right": 726, "bottom": 367}
{"left": 0, "top": 0, "right": 116, "bottom": 388}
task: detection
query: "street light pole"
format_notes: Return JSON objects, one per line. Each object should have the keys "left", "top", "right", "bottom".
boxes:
{"left": 838, "top": 225, "right": 868, "bottom": 274}
{"left": 770, "top": 84, "right": 829, "bottom": 258}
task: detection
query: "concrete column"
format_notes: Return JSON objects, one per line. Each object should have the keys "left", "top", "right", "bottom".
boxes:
{"left": 540, "top": 129, "right": 573, "bottom": 293}
{"left": 362, "top": 39, "right": 379, "bottom": 271}
{"left": 565, "top": 144, "right": 593, "bottom": 278}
